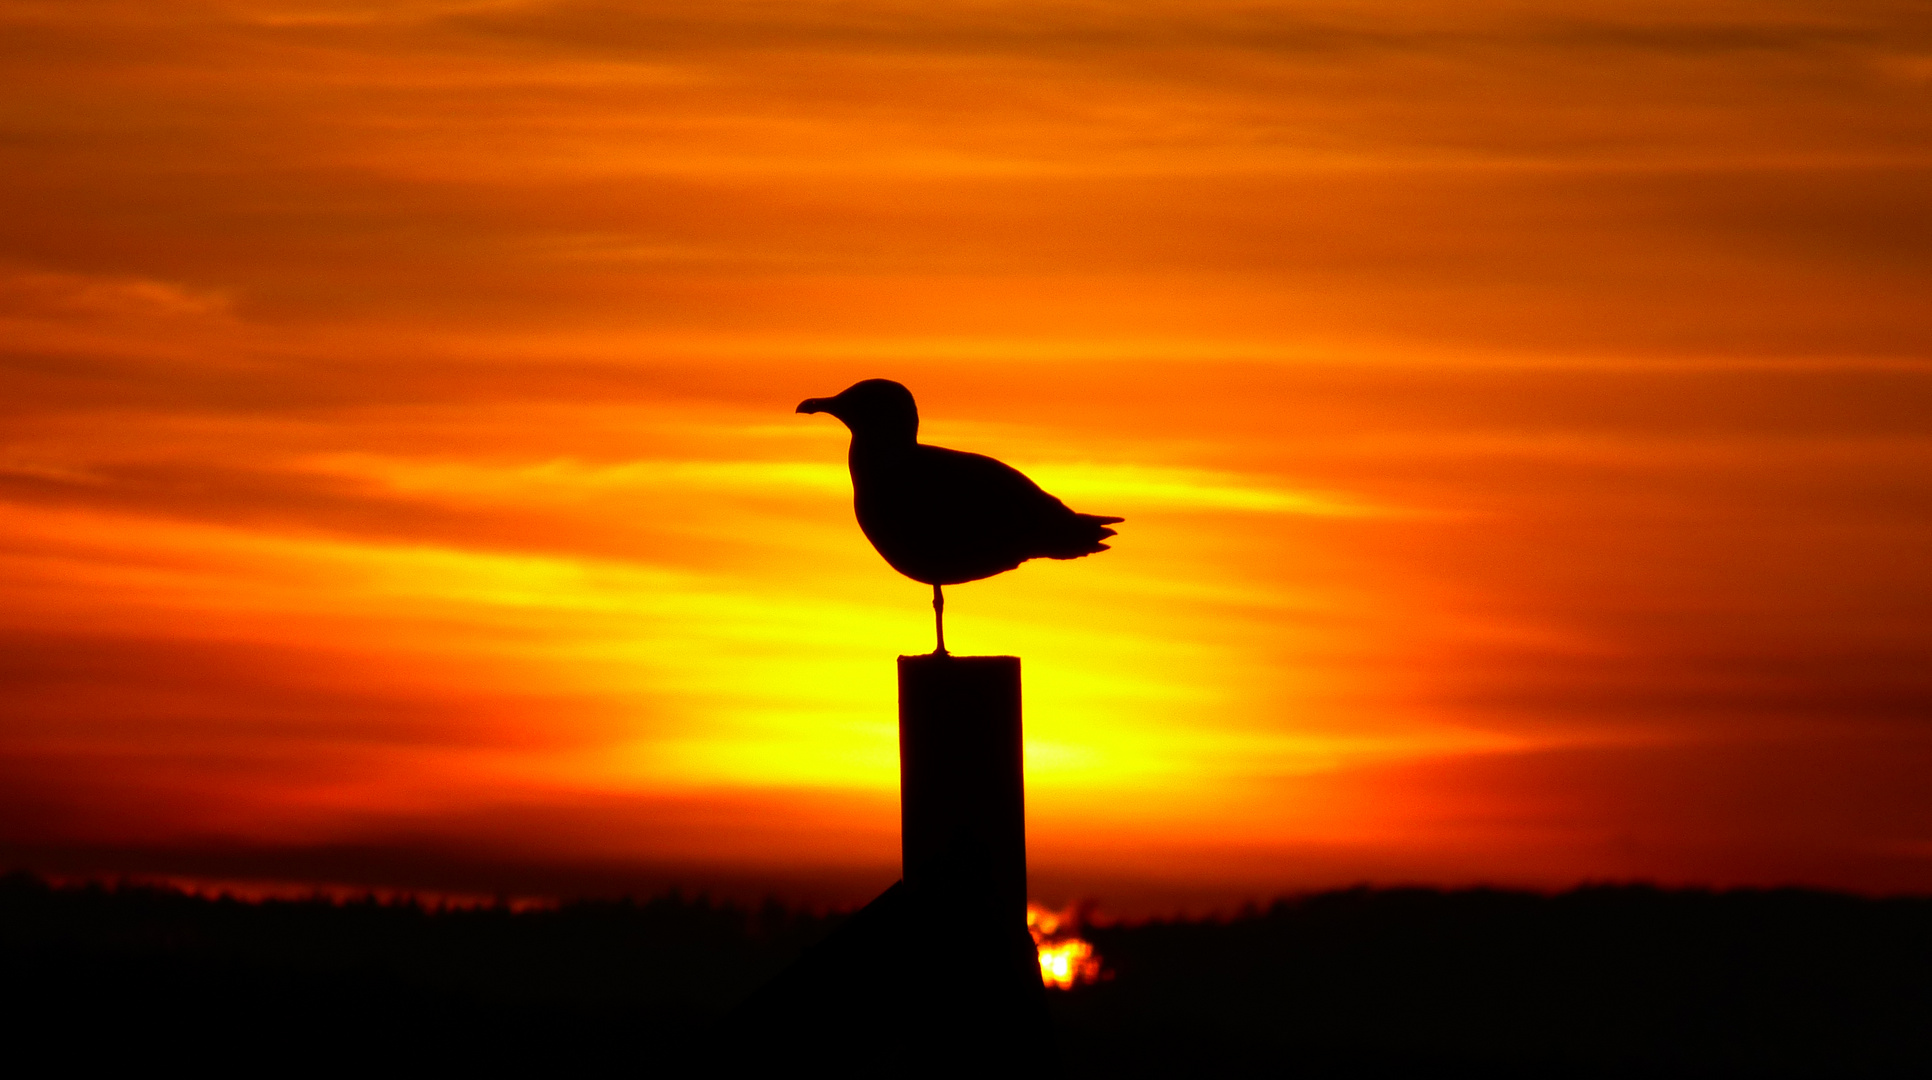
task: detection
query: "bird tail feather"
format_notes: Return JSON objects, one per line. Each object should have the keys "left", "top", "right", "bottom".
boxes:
{"left": 1044, "top": 512, "right": 1123, "bottom": 559}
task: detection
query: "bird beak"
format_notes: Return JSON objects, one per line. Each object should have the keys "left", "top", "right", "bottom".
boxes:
{"left": 796, "top": 397, "right": 830, "bottom": 414}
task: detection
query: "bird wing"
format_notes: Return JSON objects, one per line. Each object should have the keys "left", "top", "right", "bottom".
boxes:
{"left": 925, "top": 451, "right": 1122, "bottom": 538}
{"left": 912, "top": 446, "right": 1120, "bottom": 574}
{"left": 914, "top": 445, "right": 1066, "bottom": 526}
{"left": 849, "top": 441, "right": 1123, "bottom": 583}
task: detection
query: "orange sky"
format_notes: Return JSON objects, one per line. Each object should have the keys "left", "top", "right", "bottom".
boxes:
{"left": 2, "top": 0, "right": 1929, "bottom": 912}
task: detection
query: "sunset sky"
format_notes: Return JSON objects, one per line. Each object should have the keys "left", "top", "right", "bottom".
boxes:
{"left": 2, "top": 0, "right": 1929, "bottom": 913}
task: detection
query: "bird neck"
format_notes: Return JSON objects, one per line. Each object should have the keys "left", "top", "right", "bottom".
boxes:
{"left": 848, "top": 428, "right": 918, "bottom": 459}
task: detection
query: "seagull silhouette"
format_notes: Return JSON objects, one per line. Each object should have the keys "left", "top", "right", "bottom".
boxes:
{"left": 797, "top": 379, "right": 1123, "bottom": 654}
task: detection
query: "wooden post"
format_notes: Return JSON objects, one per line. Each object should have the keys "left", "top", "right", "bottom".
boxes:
{"left": 895, "top": 652, "right": 1048, "bottom": 1062}
{"left": 897, "top": 653, "right": 1028, "bottom": 920}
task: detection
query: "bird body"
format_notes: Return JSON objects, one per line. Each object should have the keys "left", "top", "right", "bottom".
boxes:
{"left": 797, "top": 379, "right": 1121, "bottom": 650}
{"left": 851, "top": 440, "right": 1116, "bottom": 586}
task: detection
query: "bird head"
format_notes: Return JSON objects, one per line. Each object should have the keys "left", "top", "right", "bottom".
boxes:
{"left": 796, "top": 379, "right": 919, "bottom": 443}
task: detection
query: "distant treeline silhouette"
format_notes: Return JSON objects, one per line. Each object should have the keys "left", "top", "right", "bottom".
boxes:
{"left": 0, "top": 869, "right": 834, "bottom": 1071}
{"left": 1066, "top": 885, "right": 1932, "bottom": 1077}
{"left": 5, "top": 871, "right": 1930, "bottom": 1075}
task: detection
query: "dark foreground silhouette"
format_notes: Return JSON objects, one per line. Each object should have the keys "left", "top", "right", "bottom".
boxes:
{"left": 798, "top": 379, "right": 1121, "bottom": 652}
{"left": 723, "top": 880, "right": 1054, "bottom": 1072}
{"left": 4, "top": 871, "right": 1930, "bottom": 1076}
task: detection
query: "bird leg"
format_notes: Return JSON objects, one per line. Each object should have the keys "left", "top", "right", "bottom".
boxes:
{"left": 932, "top": 583, "right": 948, "bottom": 656}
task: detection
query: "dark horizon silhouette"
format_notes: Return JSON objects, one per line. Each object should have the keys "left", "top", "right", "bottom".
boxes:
{"left": 8, "top": 869, "right": 1931, "bottom": 1076}
{"left": 798, "top": 379, "right": 1121, "bottom": 653}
